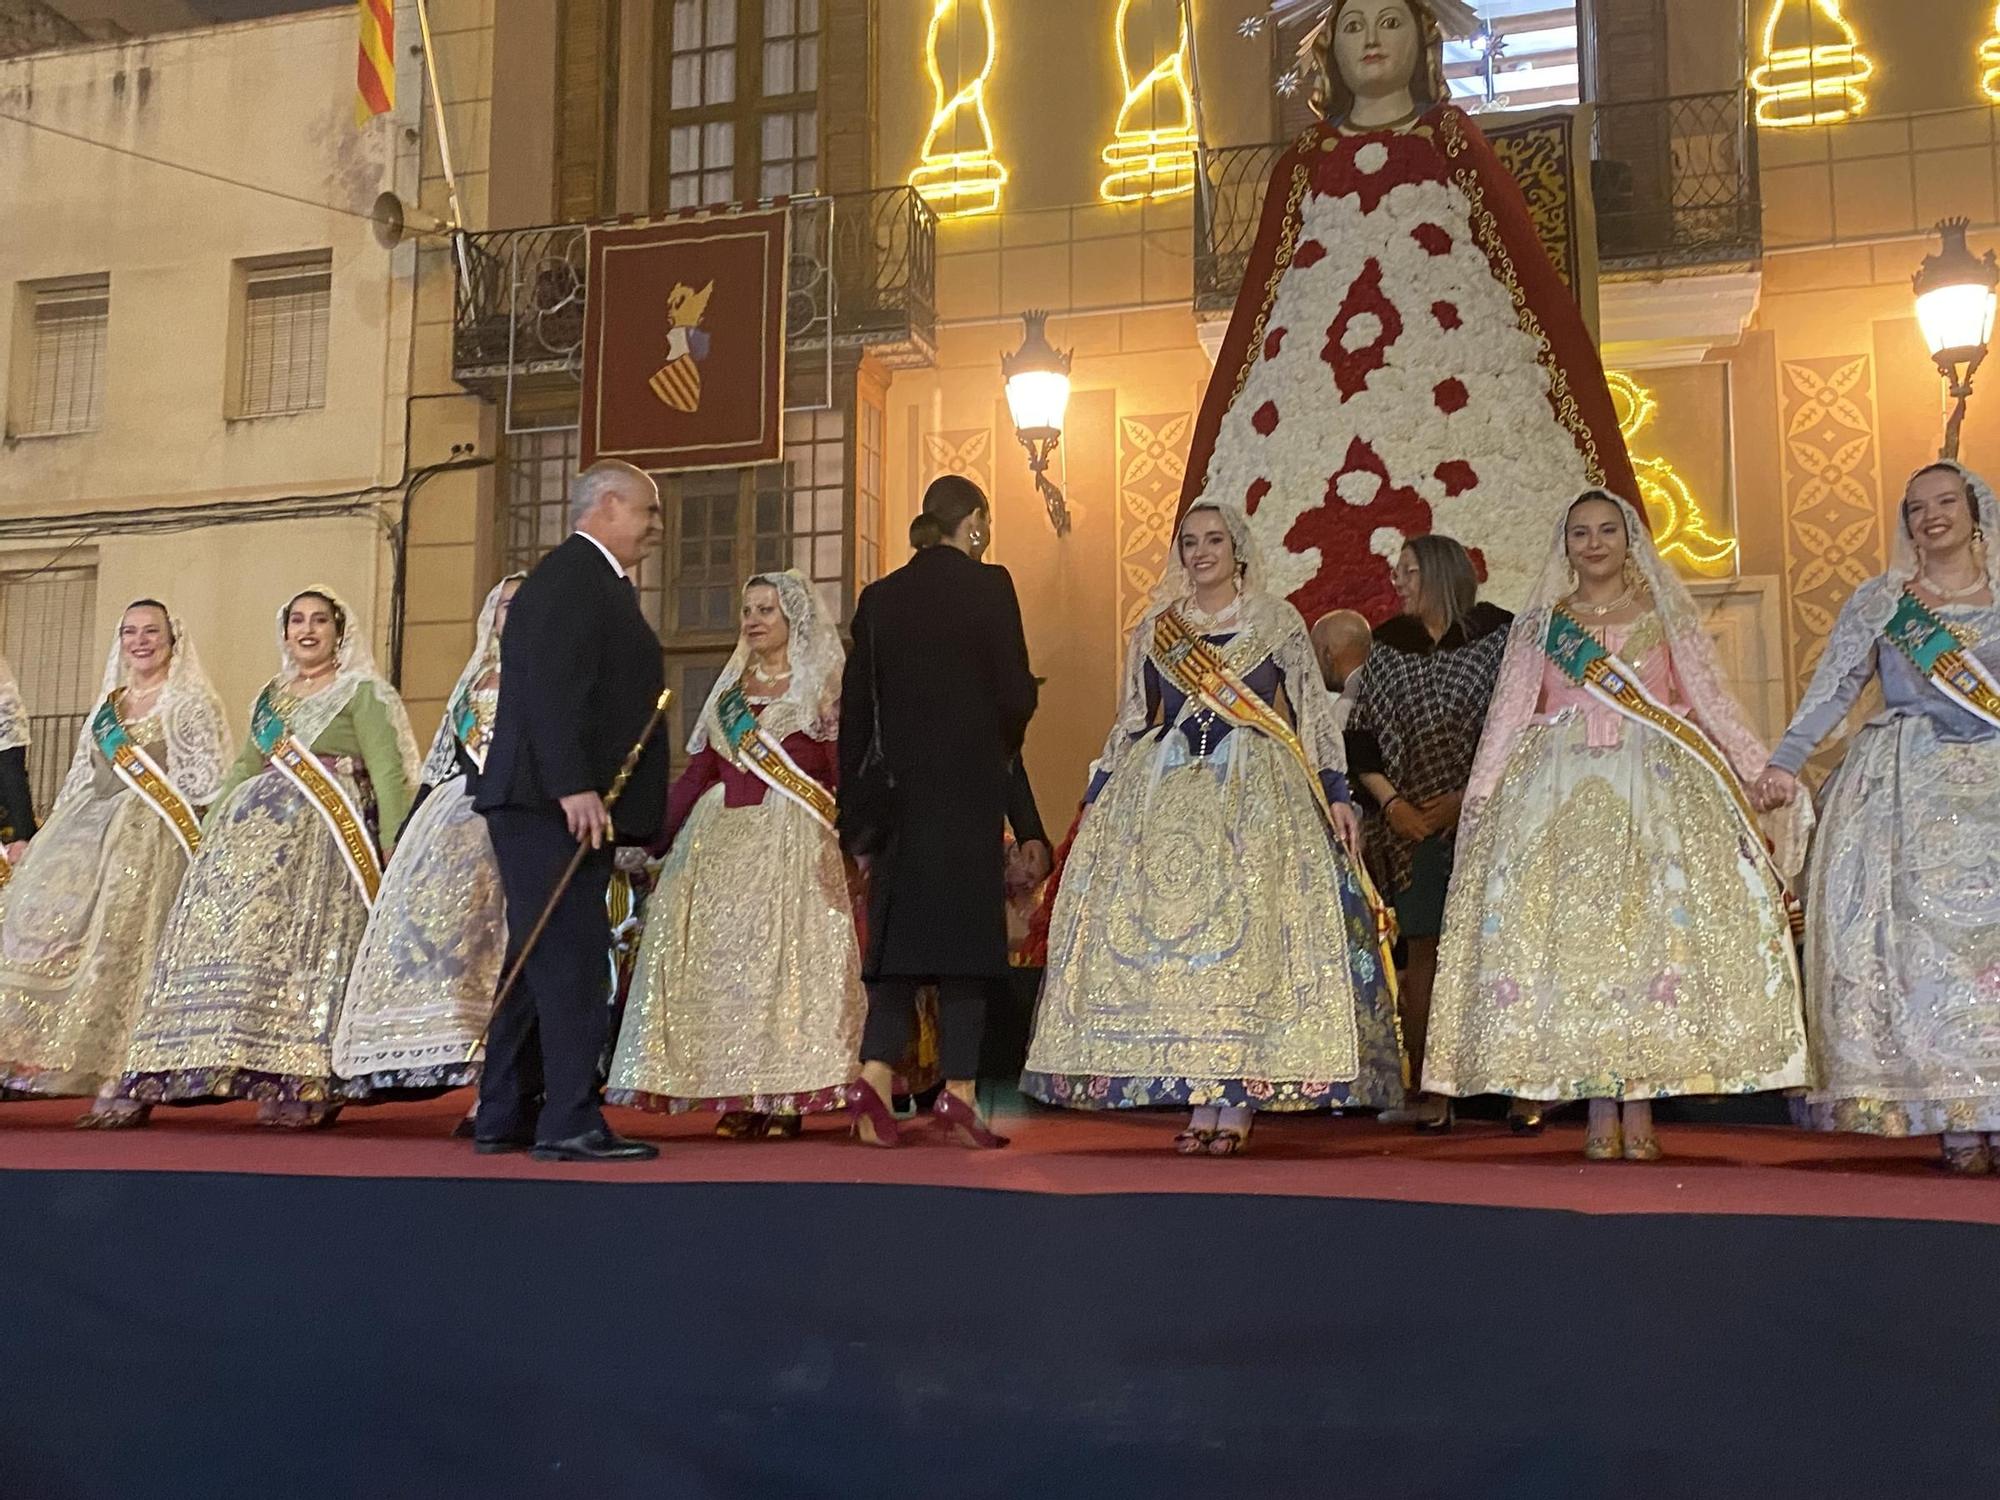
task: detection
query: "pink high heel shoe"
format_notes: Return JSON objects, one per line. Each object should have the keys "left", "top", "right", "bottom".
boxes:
{"left": 932, "top": 1089, "right": 1009, "bottom": 1149}
{"left": 843, "top": 1080, "right": 902, "bottom": 1148}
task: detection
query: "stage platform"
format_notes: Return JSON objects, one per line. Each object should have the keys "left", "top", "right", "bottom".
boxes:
{"left": 2, "top": 1094, "right": 1996, "bottom": 1497}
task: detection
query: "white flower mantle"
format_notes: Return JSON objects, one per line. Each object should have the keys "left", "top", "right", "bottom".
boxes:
{"left": 1191, "top": 141, "right": 1592, "bottom": 613}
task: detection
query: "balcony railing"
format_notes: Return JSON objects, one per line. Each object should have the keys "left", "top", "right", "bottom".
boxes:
{"left": 1194, "top": 91, "right": 1760, "bottom": 311}
{"left": 452, "top": 186, "right": 938, "bottom": 388}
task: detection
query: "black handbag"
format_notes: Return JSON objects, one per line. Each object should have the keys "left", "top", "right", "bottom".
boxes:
{"left": 840, "top": 611, "right": 897, "bottom": 858}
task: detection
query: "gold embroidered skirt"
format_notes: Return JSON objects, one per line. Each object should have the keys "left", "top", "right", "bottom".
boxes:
{"left": 0, "top": 789, "right": 189, "bottom": 1097}
{"left": 1795, "top": 715, "right": 2000, "bottom": 1136}
{"left": 334, "top": 778, "right": 505, "bottom": 1093}
{"left": 1022, "top": 733, "right": 1402, "bottom": 1111}
{"left": 118, "top": 762, "right": 376, "bottom": 1105}
{"left": 606, "top": 786, "right": 865, "bottom": 1113}
{"left": 1425, "top": 717, "right": 1806, "bottom": 1102}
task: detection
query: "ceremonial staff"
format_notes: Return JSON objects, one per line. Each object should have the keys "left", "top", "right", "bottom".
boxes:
{"left": 475, "top": 687, "right": 672, "bottom": 1051}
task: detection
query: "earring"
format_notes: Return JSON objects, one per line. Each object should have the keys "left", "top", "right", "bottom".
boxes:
{"left": 1622, "top": 554, "right": 1641, "bottom": 590}
{"left": 1564, "top": 562, "right": 1579, "bottom": 594}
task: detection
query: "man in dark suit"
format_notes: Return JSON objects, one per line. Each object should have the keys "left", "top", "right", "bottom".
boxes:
{"left": 473, "top": 459, "right": 668, "bottom": 1162}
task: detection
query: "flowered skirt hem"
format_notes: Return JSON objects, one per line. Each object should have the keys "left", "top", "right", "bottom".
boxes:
{"left": 339, "top": 1062, "right": 479, "bottom": 1099}
{"left": 1423, "top": 1062, "right": 1809, "bottom": 1104}
{"left": 0, "top": 1060, "right": 111, "bottom": 1100}
{"left": 606, "top": 1081, "right": 853, "bottom": 1116}
{"left": 1792, "top": 1094, "right": 2000, "bottom": 1137}
{"left": 1020, "top": 1070, "right": 1398, "bottom": 1112}
{"left": 116, "top": 1066, "right": 343, "bottom": 1106}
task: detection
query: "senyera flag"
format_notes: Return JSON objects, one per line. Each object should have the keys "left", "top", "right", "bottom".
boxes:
{"left": 357, "top": 0, "right": 395, "bottom": 124}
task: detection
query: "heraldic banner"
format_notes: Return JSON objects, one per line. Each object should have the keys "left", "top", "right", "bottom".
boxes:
{"left": 580, "top": 209, "right": 789, "bottom": 472}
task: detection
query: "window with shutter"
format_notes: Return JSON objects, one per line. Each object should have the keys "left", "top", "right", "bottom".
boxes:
{"left": 557, "top": 0, "right": 623, "bottom": 221}
{"left": 13, "top": 279, "right": 108, "bottom": 438}
{"left": 235, "top": 252, "right": 331, "bottom": 418}
{"left": 0, "top": 561, "right": 97, "bottom": 818}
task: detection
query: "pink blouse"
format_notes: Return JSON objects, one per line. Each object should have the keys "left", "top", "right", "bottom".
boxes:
{"left": 1533, "top": 617, "right": 1692, "bottom": 750}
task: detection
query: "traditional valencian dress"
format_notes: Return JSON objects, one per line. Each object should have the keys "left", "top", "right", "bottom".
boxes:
{"left": 334, "top": 577, "right": 520, "bottom": 1097}
{"left": 1769, "top": 461, "right": 2000, "bottom": 1139}
{"left": 116, "top": 587, "right": 420, "bottom": 1111}
{"left": 0, "top": 618, "right": 229, "bottom": 1098}
{"left": 1022, "top": 506, "right": 1403, "bottom": 1112}
{"left": 606, "top": 570, "right": 865, "bottom": 1115}
{"left": 1179, "top": 97, "right": 1637, "bottom": 623}
{"left": 1425, "top": 492, "right": 1809, "bottom": 1104}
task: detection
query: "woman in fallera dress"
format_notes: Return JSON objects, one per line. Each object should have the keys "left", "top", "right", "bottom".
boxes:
{"left": 0, "top": 602, "right": 229, "bottom": 1107}
{"left": 106, "top": 586, "right": 419, "bottom": 1128}
{"left": 334, "top": 575, "right": 523, "bottom": 1100}
{"left": 606, "top": 570, "right": 864, "bottom": 1138}
{"left": 1021, "top": 501, "right": 1404, "bottom": 1155}
{"left": 1754, "top": 461, "right": 2000, "bottom": 1174}
{"left": 1425, "top": 491, "right": 1809, "bottom": 1160}
{"left": 0, "top": 653, "right": 35, "bottom": 859}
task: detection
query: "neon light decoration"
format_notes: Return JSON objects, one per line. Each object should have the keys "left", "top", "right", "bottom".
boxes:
{"left": 1981, "top": 7, "right": 2000, "bottom": 104}
{"left": 1099, "top": 0, "right": 1199, "bottom": 204}
{"left": 1606, "top": 371, "right": 1738, "bottom": 577}
{"left": 908, "top": 0, "right": 1009, "bottom": 219}
{"left": 1748, "top": 0, "right": 1874, "bottom": 128}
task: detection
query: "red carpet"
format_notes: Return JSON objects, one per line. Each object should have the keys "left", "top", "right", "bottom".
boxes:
{"left": 2, "top": 1091, "right": 1994, "bottom": 1224}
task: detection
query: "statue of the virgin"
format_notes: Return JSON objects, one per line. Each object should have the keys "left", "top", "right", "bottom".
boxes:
{"left": 1182, "top": 0, "right": 1639, "bottom": 619}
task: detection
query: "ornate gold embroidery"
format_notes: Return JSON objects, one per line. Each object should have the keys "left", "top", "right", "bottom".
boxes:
{"left": 1226, "top": 160, "right": 1312, "bottom": 411}
{"left": 1439, "top": 109, "right": 1605, "bottom": 486}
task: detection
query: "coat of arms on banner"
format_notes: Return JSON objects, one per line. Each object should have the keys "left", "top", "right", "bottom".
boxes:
{"left": 581, "top": 210, "right": 789, "bottom": 472}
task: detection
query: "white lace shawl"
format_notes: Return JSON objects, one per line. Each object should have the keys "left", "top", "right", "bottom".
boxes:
{"left": 1098, "top": 500, "right": 1346, "bottom": 786}
{"left": 0, "top": 656, "right": 27, "bottom": 754}
{"left": 1460, "top": 489, "right": 1810, "bottom": 874}
{"left": 1785, "top": 460, "right": 2000, "bottom": 735}
{"left": 267, "top": 584, "right": 422, "bottom": 789}
{"left": 418, "top": 575, "right": 522, "bottom": 787}
{"left": 687, "top": 569, "right": 844, "bottom": 754}
{"left": 52, "top": 612, "right": 232, "bottom": 815}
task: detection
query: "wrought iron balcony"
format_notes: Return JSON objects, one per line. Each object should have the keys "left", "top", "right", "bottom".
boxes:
{"left": 1193, "top": 90, "right": 1761, "bottom": 313}
{"left": 452, "top": 186, "right": 938, "bottom": 389}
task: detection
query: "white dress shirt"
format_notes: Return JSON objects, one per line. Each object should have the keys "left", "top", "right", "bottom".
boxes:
{"left": 574, "top": 529, "right": 627, "bottom": 581}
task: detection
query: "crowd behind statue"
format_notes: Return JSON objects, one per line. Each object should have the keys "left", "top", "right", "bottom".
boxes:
{"left": 0, "top": 459, "right": 1995, "bottom": 1173}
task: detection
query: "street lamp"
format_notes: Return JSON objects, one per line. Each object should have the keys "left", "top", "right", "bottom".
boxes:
{"left": 1914, "top": 216, "right": 2000, "bottom": 460}
{"left": 1002, "top": 309, "right": 1074, "bottom": 536}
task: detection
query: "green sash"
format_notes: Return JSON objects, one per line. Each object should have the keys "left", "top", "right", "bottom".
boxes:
{"left": 1150, "top": 605, "right": 1399, "bottom": 963}
{"left": 251, "top": 687, "right": 382, "bottom": 905}
{"left": 716, "top": 684, "right": 836, "bottom": 832}
{"left": 1883, "top": 589, "right": 2000, "bottom": 730}
{"left": 92, "top": 692, "right": 203, "bottom": 859}
{"left": 449, "top": 680, "right": 493, "bottom": 772}
{"left": 1544, "top": 608, "right": 1801, "bottom": 933}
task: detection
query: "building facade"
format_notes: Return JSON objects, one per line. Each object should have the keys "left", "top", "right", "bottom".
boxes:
{"left": 6, "top": 0, "right": 2000, "bottom": 819}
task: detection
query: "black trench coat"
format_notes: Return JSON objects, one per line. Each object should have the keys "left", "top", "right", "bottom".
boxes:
{"left": 839, "top": 545, "right": 1038, "bottom": 979}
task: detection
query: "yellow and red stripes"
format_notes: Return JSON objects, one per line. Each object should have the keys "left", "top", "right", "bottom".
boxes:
{"left": 357, "top": 0, "right": 395, "bottom": 123}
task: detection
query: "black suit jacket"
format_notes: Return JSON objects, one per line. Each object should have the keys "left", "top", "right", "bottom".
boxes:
{"left": 473, "top": 533, "right": 668, "bottom": 840}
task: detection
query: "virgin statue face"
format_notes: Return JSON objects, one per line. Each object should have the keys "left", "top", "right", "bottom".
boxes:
{"left": 1904, "top": 466, "right": 1976, "bottom": 557}
{"left": 741, "top": 583, "right": 792, "bottom": 659}
{"left": 119, "top": 604, "right": 173, "bottom": 681}
{"left": 1564, "top": 496, "right": 1629, "bottom": 587}
{"left": 1333, "top": 0, "right": 1421, "bottom": 102}
{"left": 285, "top": 592, "right": 341, "bottom": 675}
{"left": 1179, "top": 507, "right": 1238, "bottom": 592}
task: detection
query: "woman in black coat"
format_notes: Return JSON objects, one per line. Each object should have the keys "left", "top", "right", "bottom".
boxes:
{"left": 839, "top": 476, "right": 1037, "bottom": 1147}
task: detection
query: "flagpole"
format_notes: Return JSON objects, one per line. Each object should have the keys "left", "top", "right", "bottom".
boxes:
{"left": 412, "top": 0, "right": 472, "bottom": 288}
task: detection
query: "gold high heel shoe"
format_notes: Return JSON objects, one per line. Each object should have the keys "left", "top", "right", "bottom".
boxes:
{"left": 1583, "top": 1121, "right": 1623, "bottom": 1161}
{"left": 1622, "top": 1133, "right": 1662, "bottom": 1162}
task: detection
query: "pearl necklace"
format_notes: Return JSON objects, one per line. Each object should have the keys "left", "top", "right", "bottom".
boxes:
{"left": 1568, "top": 585, "right": 1636, "bottom": 618}
{"left": 748, "top": 660, "right": 791, "bottom": 688}
{"left": 1921, "top": 568, "right": 1988, "bottom": 601}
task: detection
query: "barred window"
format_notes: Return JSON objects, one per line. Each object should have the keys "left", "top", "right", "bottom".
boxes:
{"left": 0, "top": 561, "right": 97, "bottom": 819}
{"left": 674, "top": 468, "right": 746, "bottom": 633}
{"left": 781, "top": 407, "right": 845, "bottom": 596}
{"left": 15, "top": 279, "right": 108, "bottom": 437}
{"left": 236, "top": 253, "right": 331, "bottom": 417}
{"left": 498, "top": 425, "right": 581, "bottom": 574}
{"left": 857, "top": 392, "right": 885, "bottom": 587}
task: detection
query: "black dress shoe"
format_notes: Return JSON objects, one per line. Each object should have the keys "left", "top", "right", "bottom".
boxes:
{"left": 530, "top": 1129, "right": 660, "bottom": 1162}
{"left": 474, "top": 1136, "right": 534, "bottom": 1155}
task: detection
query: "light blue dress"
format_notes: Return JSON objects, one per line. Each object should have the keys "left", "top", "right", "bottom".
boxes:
{"left": 1769, "top": 590, "right": 2000, "bottom": 1135}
